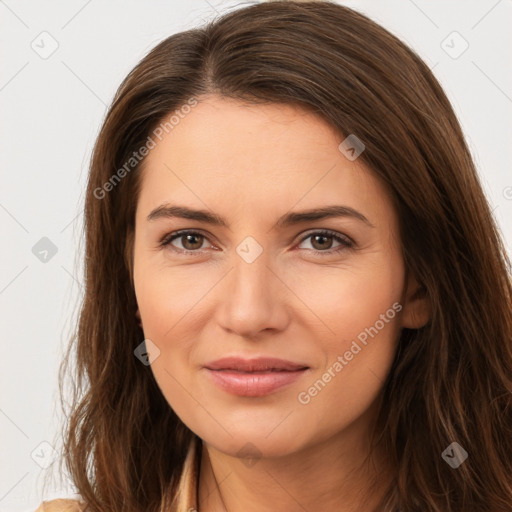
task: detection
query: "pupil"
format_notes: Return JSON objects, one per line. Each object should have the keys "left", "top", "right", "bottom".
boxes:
{"left": 313, "top": 234, "right": 332, "bottom": 250}
{"left": 184, "top": 234, "right": 201, "bottom": 250}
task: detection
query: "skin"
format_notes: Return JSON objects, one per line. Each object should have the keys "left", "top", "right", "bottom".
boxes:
{"left": 133, "top": 95, "right": 431, "bottom": 511}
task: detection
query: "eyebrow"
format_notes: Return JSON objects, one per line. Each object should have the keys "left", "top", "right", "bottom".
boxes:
{"left": 147, "top": 204, "right": 374, "bottom": 229}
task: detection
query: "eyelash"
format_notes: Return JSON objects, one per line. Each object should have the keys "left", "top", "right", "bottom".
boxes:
{"left": 158, "top": 229, "right": 354, "bottom": 256}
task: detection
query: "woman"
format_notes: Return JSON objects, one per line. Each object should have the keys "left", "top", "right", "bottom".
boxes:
{"left": 37, "top": 1, "right": 512, "bottom": 511}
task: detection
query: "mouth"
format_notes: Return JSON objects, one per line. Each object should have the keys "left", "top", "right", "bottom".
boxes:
{"left": 204, "top": 356, "right": 308, "bottom": 372}
{"left": 204, "top": 356, "right": 310, "bottom": 397}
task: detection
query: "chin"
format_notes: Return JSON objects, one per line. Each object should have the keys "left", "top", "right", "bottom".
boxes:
{"left": 192, "top": 410, "right": 326, "bottom": 459}
{"left": 200, "top": 430, "right": 305, "bottom": 460}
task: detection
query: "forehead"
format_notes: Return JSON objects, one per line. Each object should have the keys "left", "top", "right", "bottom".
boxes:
{"left": 136, "top": 96, "right": 396, "bottom": 230}
{"left": 144, "top": 96, "right": 343, "bottom": 175}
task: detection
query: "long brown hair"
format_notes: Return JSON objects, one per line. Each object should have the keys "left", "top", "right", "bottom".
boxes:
{"left": 52, "top": 1, "right": 512, "bottom": 510}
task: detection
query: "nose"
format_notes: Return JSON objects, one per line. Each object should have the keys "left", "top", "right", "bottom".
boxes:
{"left": 214, "top": 247, "right": 290, "bottom": 339}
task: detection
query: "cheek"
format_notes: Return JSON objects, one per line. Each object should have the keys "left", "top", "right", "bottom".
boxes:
{"left": 289, "top": 254, "right": 403, "bottom": 347}
{"left": 133, "top": 265, "right": 200, "bottom": 414}
{"left": 133, "top": 260, "right": 217, "bottom": 402}
{"left": 134, "top": 259, "right": 210, "bottom": 341}
{"left": 289, "top": 255, "right": 404, "bottom": 418}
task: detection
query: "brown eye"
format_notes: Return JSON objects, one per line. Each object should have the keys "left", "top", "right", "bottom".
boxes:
{"left": 161, "top": 231, "right": 210, "bottom": 252}
{"left": 160, "top": 229, "right": 353, "bottom": 256}
{"left": 310, "top": 233, "right": 334, "bottom": 250}
{"left": 180, "top": 233, "right": 204, "bottom": 250}
{"left": 298, "top": 230, "right": 353, "bottom": 254}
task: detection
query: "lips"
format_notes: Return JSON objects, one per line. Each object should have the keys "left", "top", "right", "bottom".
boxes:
{"left": 204, "top": 356, "right": 310, "bottom": 397}
{"left": 204, "top": 356, "right": 309, "bottom": 372}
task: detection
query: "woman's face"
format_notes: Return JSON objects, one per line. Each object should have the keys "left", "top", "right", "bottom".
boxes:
{"left": 133, "top": 95, "right": 427, "bottom": 458}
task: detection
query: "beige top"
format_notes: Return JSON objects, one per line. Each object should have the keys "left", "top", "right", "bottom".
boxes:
{"left": 35, "top": 436, "right": 200, "bottom": 512}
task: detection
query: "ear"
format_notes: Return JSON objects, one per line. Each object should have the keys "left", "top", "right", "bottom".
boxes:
{"left": 135, "top": 308, "right": 143, "bottom": 328}
{"left": 400, "top": 273, "right": 431, "bottom": 329}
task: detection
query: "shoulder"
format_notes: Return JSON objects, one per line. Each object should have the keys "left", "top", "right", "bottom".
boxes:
{"left": 35, "top": 499, "right": 86, "bottom": 511}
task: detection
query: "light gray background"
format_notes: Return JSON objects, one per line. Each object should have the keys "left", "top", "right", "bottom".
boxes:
{"left": 1, "top": 1, "right": 511, "bottom": 510}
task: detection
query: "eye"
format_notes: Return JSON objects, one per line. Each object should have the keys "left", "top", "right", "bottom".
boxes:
{"left": 297, "top": 230, "right": 353, "bottom": 254}
{"left": 159, "top": 229, "right": 353, "bottom": 256}
{"left": 159, "top": 230, "right": 213, "bottom": 253}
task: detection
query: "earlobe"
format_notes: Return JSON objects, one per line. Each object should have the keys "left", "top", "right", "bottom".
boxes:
{"left": 400, "top": 274, "right": 431, "bottom": 329}
{"left": 135, "top": 308, "right": 143, "bottom": 328}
